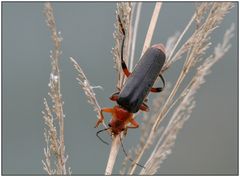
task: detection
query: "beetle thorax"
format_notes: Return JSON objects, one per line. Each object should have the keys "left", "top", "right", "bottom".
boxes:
{"left": 108, "top": 105, "right": 133, "bottom": 135}
{"left": 114, "top": 105, "right": 132, "bottom": 121}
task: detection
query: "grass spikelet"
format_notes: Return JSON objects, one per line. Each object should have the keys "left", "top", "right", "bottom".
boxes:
{"left": 70, "top": 57, "right": 107, "bottom": 128}
{"left": 112, "top": 2, "right": 132, "bottom": 89}
{"left": 42, "top": 2, "right": 70, "bottom": 175}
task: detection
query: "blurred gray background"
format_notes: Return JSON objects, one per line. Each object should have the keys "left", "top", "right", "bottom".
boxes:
{"left": 2, "top": 2, "right": 238, "bottom": 175}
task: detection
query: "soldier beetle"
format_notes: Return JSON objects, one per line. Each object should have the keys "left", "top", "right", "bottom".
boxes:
{"left": 95, "top": 15, "right": 166, "bottom": 168}
{"left": 95, "top": 15, "right": 166, "bottom": 136}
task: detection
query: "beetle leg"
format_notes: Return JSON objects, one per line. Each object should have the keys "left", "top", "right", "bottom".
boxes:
{"left": 109, "top": 92, "right": 120, "bottom": 101}
{"left": 124, "top": 119, "right": 139, "bottom": 135}
{"left": 150, "top": 74, "right": 165, "bottom": 93}
{"left": 116, "top": 86, "right": 121, "bottom": 91}
{"left": 95, "top": 108, "right": 114, "bottom": 128}
{"left": 144, "top": 97, "right": 148, "bottom": 103}
{"left": 118, "top": 15, "right": 131, "bottom": 77}
{"left": 128, "top": 119, "right": 139, "bottom": 128}
{"left": 139, "top": 102, "right": 150, "bottom": 112}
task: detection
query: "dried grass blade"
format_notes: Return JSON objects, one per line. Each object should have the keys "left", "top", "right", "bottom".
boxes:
{"left": 141, "top": 2, "right": 162, "bottom": 56}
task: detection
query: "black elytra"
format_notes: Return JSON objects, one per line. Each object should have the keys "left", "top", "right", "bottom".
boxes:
{"left": 117, "top": 46, "right": 166, "bottom": 113}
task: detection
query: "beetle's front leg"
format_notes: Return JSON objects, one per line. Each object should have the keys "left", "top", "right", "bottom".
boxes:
{"left": 128, "top": 119, "right": 139, "bottom": 129}
{"left": 95, "top": 108, "right": 114, "bottom": 128}
{"left": 124, "top": 118, "right": 139, "bottom": 135}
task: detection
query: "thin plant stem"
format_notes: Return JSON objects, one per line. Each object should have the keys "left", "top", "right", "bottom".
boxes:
{"left": 129, "top": 2, "right": 142, "bottom": 71}
{"left": 70, "top": 57, "right": 107, "bottom": 128}
{"left": 167, "top": 14, "right": 196, "bottom": 62}
{"left": 42, "top": 2, "right": 69, "bottom": 174}
{"left": 141, "top": 2, "right": 162, "bottom": 56}
{"left": 105, "top": 135, "right": 121, "bottom": 175}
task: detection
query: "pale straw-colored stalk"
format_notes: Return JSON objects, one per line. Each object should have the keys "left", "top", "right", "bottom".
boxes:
{"left": 163, "top": 14, "right": 196, "bottom": 71}
{"left": 105, "top": 134, "right": 121, "bottom": 175}
{"left": 141, "top": 2, "right": 162, "bottom": 56}
{"left": 70, "top": 57, "right": 107, "bottom": 128}
{"left": 42, "top": 2, "right": 70, "bottom": 175}
{"left": 129, "top": 2, "right": 142, "bottom": 71}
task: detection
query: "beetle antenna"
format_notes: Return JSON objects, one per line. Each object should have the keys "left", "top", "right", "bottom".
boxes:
{"left": 117, "top": 15, "right": 132, "bottom": 78}
{"left": 118, "top": 15, "right": 126, "bottom": 69}
{"left": 119, "top": 134, "right": 145, "bottom": 169}
{"left": 117, "top": 15, "right": 125, "bottom": 36}
{"left": 96, "top": 128, "right": 110, "bottom": 145}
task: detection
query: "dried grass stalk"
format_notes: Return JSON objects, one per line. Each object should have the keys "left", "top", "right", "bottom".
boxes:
{"left": 112, "top": 2, "right": 132, "bottom": 89}
{"left": 42, "top": 2, "right": 70, "bottom": 175}
{"left": 141, "top": 2, "right": 162, "bottom": 56}
{"left": 129, "top": 2, "right": 142, "bottom": 71}
{"left": 70, "top": 57, "right": 107, "bottom": 128}
{"left": 105, "top": 134, "right": 121, "bottom": 175}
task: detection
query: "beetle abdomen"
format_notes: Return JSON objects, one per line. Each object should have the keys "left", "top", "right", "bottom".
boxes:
{"left": 117, "top": 46, "right": 166, "bottom": 113}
